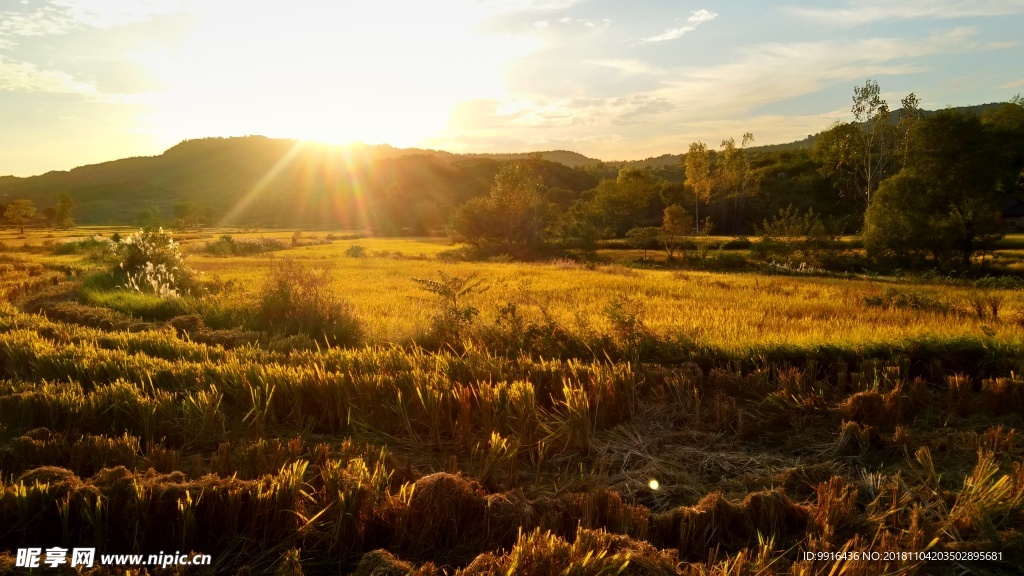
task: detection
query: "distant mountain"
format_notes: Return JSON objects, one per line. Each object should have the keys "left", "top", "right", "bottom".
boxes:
{"left": 0, "top": 136, "right": 597, "bottom": 229}
{"left": 459, "top": 150, "right": 602, "bottom": 168}
{"left": 1, "top": 102, "right": 1015, "bottom": 228}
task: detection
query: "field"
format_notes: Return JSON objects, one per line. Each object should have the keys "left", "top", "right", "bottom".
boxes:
{"left": 2, "top": 227, "right": 1024, "bottom": 575}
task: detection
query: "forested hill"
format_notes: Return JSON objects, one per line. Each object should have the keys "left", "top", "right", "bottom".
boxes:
{"left": 611, "top": 102, "right": 1011, "bottom": 168}
{"left": 0, "top": 101, "right": 1017, "bottom": 230}
{"left": 0, "top": 137, "right": 599, "bottom": 229}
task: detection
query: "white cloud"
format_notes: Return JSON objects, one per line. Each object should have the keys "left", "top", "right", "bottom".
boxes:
{"left": 0, "top": 0, "right": 183, "bottom": 41}
{"left": 637, "top": 9, "right": 717, "bottom": 44}
{"left": 51, "top": 0, "right": 185, "bottom": 29}
{"left": 0, "top": 55, "right": 96, "bottom": 94}
{"left": 433, "top": 25, "right": 1018, "bottom": 159}
{"left": 1002, "top": 78, "right": 1024, "bottom": 88}
{"left": 791, "top": 0, "right": 1024, "bottom": 25}
{"left": 586, "top": 59, "right": 667, "bottom": 76}
{"left": 649, "top": 27, "right": 1007, "bottom": 117}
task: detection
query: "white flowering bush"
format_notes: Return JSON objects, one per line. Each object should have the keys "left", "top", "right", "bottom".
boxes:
{"left": 112, "top": 228, "right": 202, "bottom": 297}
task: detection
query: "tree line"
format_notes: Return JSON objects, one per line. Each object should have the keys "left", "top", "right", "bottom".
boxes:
{"left": 1, "top": 193, "right": 75, "bottom": 234}
{"left": 451, "top": 81, "right": 1024, "bottom": 271}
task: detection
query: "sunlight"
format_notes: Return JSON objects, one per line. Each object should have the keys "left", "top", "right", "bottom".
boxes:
{"left": 216, "top": 139, "right": 309, "bottom": 227}
{"left": 128, "top": 0, "right": 537, "bottom": 150}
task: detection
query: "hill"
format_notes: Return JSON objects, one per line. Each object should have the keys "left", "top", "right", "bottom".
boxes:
{"left": 0, "top": 101, "right": 1016, "bottom": 229}
{"left": 0, "top": 137, "right": 598, "bottom": 229}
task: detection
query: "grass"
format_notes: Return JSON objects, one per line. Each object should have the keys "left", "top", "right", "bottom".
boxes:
{"left": 0, "top": 226, "right": 1023, "bottom": 574}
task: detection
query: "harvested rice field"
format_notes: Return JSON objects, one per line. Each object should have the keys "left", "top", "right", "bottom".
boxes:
{"left": 1, "top": 228, "right": 1023, "bottom": 575}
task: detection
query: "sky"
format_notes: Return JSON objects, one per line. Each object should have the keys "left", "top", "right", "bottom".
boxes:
{"left": 1, "top": 0, "right": 1022, "bottom": 176}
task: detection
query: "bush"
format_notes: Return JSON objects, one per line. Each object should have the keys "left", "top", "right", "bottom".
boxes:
{"left": 751, "top": 206, "right": 844, "bottom": 267}
{"left": 413, "top": 271, "right": 487, "bottom": 347}
{"left": 205, "top": 234, "right": 286, "bottom": 256}
{"left": 255, "top": 258, "right": 363, "bottom": 346}
{"left": 863, "top": 288, "right": 953, "bottom": 314}
{"left": 345, "top": 244, "right": 367, "bottom": 258}
{"left": 53, "top": 236, "right": 112, "bottom": 258}
{"left": 111, "top": 229, "right": 202, "bottom": 298}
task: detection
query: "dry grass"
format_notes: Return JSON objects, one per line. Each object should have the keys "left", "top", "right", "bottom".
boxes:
{"left": 1, "top": 228, "right": 1023, "bottom": 574}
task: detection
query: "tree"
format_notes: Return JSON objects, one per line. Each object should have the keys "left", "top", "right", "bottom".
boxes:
{"left": 863, "top": 173, "right": 948, "bottom": 266}
{"left": 626, "top": 226, "right": 661, "bottom": 260}
{"left": 895, "top": 93, "right": 922, "bottom": 169}
{"left": 4, "top": 199, "right": 37, "bottom": 234}
{"left": 864, "top": 111, "right": 1003, "bottom": 268}
{"left": 714, "top": 133, "right": 755, "bottom": 233}
{"left": 684, "top": 141, "right": 712, "bottom": 234}
{"left": 589, "top": 168, "right": 659, "bottom": 238}
{"left": 173, "top": 202, "right": 209, "bottom": 230}
{"left": 450, "top": 160, "right": 549, "bottom": 255}
{"left": 136, "top": 205, "right": 162, "bottom": 228}
{"left": 813, "top": 80, "right": 906, "bottom": 215}
{"left": 549, "top": 201, "right": 600, "bottom": 252}
{"left": 752, "top": 205, "right": 835, "bottom": 263}
{"left": 55, "top": 193, "right": 75, "bottom": 229}
{"left": 661, "top": 204, "right": 694, "bottom": 261}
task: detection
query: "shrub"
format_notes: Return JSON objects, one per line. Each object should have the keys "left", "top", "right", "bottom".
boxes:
{"left": 111, "top": 228, "right": 202, "bottom": 298}
{"left": 751, "top": 205, "right": 845, "bottom": 267}
{"left": 345, "top": 244, "right": 367, "bottom": 258}
{"left": 863, "top": 288, "right": 953, "bottom": 314}
{"left": 255, "top": 258, "right": 363, "bottom": 346}
{"left": 205, "top": 234, "right": 286, "bottom": 256}
{"left": 414, "top": 271, "right": 487, "bottom": 347}
{"left": 53, "top": 236, "right": 112, "bottom": 259}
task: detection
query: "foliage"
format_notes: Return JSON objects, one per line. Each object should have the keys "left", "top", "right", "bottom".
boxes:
{"left": 205, "top": 234, "right": 286, "bottom": 256}
{"left": 865, "top": 111, "right": 1003, "bottom": 269}
{"left": 625, "top": 226, "right": 660, "bottom": 260}
{"left": 413, "top": 271, "right": 487, "bottom": 347}
{"left": 587, "top": 168, "right": 662, "bottom": 238}
{"left": 752, "top": 205, "right": 842, "bottom": 265}
{"left": 661, "top": 204, "right": 694, "bottom": 261}
{"left": 345, "top": 244, "right": 368, "bottom": 258}
{"left": 547, "top": 201, "right": 600, "bottom": 253}
{"left": 813, "top": 80, "right": 919, "bottom": 215}
{"left": 255, "top": 258, "right": 363, "bottom": 346}
{"left": 111, "top": 228, "right": 203, "bottom": 298}
{"left": 3, "top": 199, "right": 37, "bottom": 234}
{"left": 684, "top": 141, "right": 712, "bottom": 233}
{"left": 54, "top": 193, "right": 75, "bottom": 229}
{"left": 450, "top": 161, "right": 550, "bottom": 256}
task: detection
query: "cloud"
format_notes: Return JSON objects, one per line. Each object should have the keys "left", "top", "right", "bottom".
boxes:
{"left": 1002, "top": 78, "right": 1024, "bottom": 88}
{"left": 585, "top": 59, "right": 667, "bottom": 76}
{"left": 650, "top": 27, "right": 1007, "bottom": 117}
{"left": 0, "top": 0, "right": 183, "bottom": 40}
{"left": 433, "top": 25, "right": 1019, "bottom": 159}
{"left": 791, "top": 0, "right": 1024, "bottom": 26}
{"left": 0, "top": 55, "right": 96, "bottom": 94}
{"left": 637, "top": 9, "right": 717, "bottom": 44}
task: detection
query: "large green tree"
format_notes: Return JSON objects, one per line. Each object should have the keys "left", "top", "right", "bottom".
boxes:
{"left": 55, "top": 193, "right": 75, "bottom": 229}
{"left": 589, "top": 168, "right": 660, "bottom": 238}
{"left": 450, "top": 160, "right": 549, "bottom": 254}
{"left": 864, "top": 110, "right": 1003, "bottom": 268}
{"left": 4, "top": 199, "right": 37, "bottom": 234}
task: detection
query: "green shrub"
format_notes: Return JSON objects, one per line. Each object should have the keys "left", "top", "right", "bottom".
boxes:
{"left": 413, "top": 271, "right": 487, "bottom": 347}
{"left": 255, "top": 258, "right": 363, "bottom": 346}
{"left": 205, "top": 234, "right": 286, "bottom": 256}
{"left": 345, "top": 244, "right": 367, "bottom": 258}
{"left": 53, "top": 236, "right": 112, "bottom": 257}
{"left": 863, "top": 288, "right": 953, "bottom": 314}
